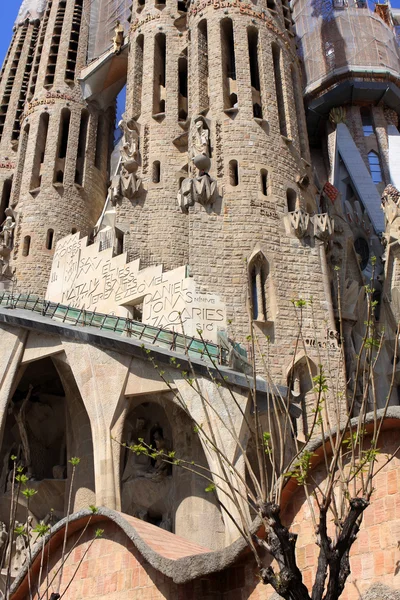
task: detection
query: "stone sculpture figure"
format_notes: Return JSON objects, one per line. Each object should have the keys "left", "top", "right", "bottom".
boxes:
{"left": 178, "top": 115, "right": 218, "bottom": 210}
{"left": 143, "top": 430, "right": 170, "bottom": 481}
{"left": 190, "top": 115, "right": 210, "bottom": 163}
{"left": 0, "top": 209, "right": 15, "bottom": 249}
{"left": 112, "top": 21, "right": 125, "bottom": 54}
{"left": 177, "top": 178, "right": 195, "bottom": 212}
{"left": 113, "top": 118, "right": 141, "bottom": 202}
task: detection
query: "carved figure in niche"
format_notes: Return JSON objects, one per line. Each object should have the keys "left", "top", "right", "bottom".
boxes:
{"left": 112, "top": 21, "right": 125, "bottom": 54}
{"left": 112, "top": 118, "right": 141, "bottom": 203}
{"left": 190, "top": 115, "right": 211, "bottom": 167}
{"left": 0, "top": 522, "right": 7, "bottom": 562}
{"left": 0, "top": 208, "right": 16, "bottom": 249}
{"left": 143, "top": 429, "right": 170, "bottom": 481}
{"left": 288, "top": 361, "right": 316, "bottom": 443}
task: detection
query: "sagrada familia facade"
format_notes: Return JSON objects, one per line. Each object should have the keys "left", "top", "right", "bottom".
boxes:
{"left": 0, "top": 0, "right": 399, "bottom": 597}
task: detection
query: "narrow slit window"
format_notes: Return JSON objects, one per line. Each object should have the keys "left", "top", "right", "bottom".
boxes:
{"left": 229, "top": 160, "right": 239, "bottom": 186}
{"left": 260, "top": 170, "right": 268, "bottom": 196}
{"left": 272, "top": 43, "right": 288, "bottom": 137}
{"left": 248, "top": 28, "right": 262, "bottom": 119}
{"left": 71, "top": 227, "right": 77, "bottom": 234}
{"left": 221, "top": 19, "right": 237, "bottom": 110}
{"left": 28, "top": 1, "right": 52, "bottom": 100}
{"left": 152, "top": 161, "right": 161, "bottom": 183}
{"left": 133, "top": 35, "right": 144, "bottom": 119}
{"left": 178, "top": 56, "right": 188, "bottom": 121}
{"left": 75, "top": 110, "right": 89, "bottom": 185}
{"left": 281, "top": 0, "right": 293, "bottom": 32}
{"left": 31, "top": 112, "right": 49, "bottom": 190}
{"left": 46, "top": 229, "right": 54, "bottom": 250}
{"left": 23, "top": 235, "right": 31, "bottom": 257}
{"left": 0, "top": 25, "right": 28, "bottom": 140}
{"left": 153, "top": 33, "right": 166, "bottom": 115}
{"left": 198, "top": 20, "right": 209, "bottom": 113}
{"left": 368, "top": 151, "right": 382, "bottom": 184}
{"left": 287, "top": 188, "right": 297, "bottom": 211}
{"left": 54, "top": 108, "right": 71, "bottom": 184}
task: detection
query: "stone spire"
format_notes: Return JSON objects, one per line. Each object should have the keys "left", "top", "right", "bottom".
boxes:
{"left": 15, "top": 0, "right": 47, "bottom": 25}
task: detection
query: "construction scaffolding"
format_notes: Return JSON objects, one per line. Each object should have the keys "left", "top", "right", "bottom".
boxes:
{"left": 292, "top": 0, "right": 400, "bottom": 97}
{"left": 88, "top": 0, "right": 132, "bottom": 62}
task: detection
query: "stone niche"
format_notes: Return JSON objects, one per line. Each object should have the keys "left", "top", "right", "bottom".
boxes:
{"left": 120, "top": 394, "right": 226, "bottom": 551}
{"left": 0, "top": 355, "right": 95, "bottom": 525}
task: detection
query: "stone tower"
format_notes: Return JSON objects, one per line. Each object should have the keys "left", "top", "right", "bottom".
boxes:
{"left": 1, "top": 0, "right": 111, "bottom": 294}
{"left": 118, "top": 0, "right": 340, "bottom": 385}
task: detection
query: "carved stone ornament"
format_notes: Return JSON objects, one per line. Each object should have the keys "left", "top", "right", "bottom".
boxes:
{"left": 312, "top": 213, "right": 334, "bottom": 240}
{"left": 112, "top": 21, "right": 125, "bottom": 54}
{"left": 0, "top": 208, "right": 16, "bottom": 250}
{"left": 177, "top": 174, "right": 218, "bottom": 211}
{"left": 287, "top": 209, "right": 310, "bottom": 239}
{"left": 381, "top": 184, "right": 400, "bottom": 243}
{"left": 112, "top": 118, "right": 141, "bottom": 202}
{"left": 329, "top": 106, "right": 346, "bottom": 126}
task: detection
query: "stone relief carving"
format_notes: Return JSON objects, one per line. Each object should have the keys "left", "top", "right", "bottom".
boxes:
{"left": 178, "top": 115, "right": 219, "bottom": 211}
{"left": 312, "top": 213, "right": 334, "bottom": 240}
{"left": 382, "top": 184, "right": 400, "bottom": 244}
{"left": 287, "top": 208, "right": 310, "bottom": 238}
{"left": 0, "top": 208, "right": 15, "bottom": 273}
{"left": 111, "top": 119, "right": 141, "bottom": 203}
{"left": 112, "top": 21, "right": 125, "bottom": 54}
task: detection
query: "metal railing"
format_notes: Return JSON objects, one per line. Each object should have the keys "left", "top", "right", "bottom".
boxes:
{"left": 0, "top": 292, "right": 227, "bottom": 365}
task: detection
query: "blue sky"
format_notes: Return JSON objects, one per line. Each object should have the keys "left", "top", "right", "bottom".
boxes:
{"left": 1, "top": 0, "right": 400, "bottom": 74}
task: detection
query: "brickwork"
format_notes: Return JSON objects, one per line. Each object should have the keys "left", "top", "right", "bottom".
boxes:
{"left": 13, "top": 427, "right": 400, "bottom": 600}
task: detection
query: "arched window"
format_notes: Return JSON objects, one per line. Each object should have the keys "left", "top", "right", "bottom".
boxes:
{"left": 287, "top": 188, "right": 297, "bottom": 212}
{"left": 31, "top": 112, "right": 49, "bottom": 190}
{"left": 260, "top": 169, "right": 268, "bottom": 196}
{"left": 75, "top": 110, "right": 89, "bottom": 185}
{"left": 54, "top": 108, "right": 71, "bottom": 184}
{"left": 272, "top": 43, "right": 288, "bottom": 137}
{"left": 22, "top": 235, "right": 31, "bottom": 257}
{"left": 368, "top": 151, "right": 382, "bottom": 184}
{"left": 153, "top": 33, "right": 166, "bottom": 115}
{"left": 229, "top": 160, "right": 239, "bottom": 186}
{"left": 0, "top": 179, "right": 12, "bottom": 224}
{"left": 287, "top": 358, "right": 317, "bottom": 441}
{"left": 152, "top": 161, "right": 161, "bottom": 183}
{"left": 221, "top": 19, "right": 237, "bottom": 110}
{"left": 46, "top": 229, "right": 54, "bottom": 250}
{"left": 248, "top": 28, "right": 262, "bottom": 119}
{"left": 249, "top": 252, "right": 269, "bottom": 322}
{"left": 65, "top": 0, "right": 83, "bottom": 82}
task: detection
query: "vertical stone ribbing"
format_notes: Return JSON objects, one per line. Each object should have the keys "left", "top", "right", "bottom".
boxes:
{"left": 9, "top": 0, "right": 110, "bottom": 294}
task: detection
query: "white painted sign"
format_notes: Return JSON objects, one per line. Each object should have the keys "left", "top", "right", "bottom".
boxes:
{"left": 46, "top": 233, "right": 226, "bottom": 342}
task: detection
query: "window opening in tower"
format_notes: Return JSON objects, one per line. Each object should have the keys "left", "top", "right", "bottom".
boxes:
{"left": 248, "top": 27, "right": 262, "bottom": 119}
{"left": 75, "top": 110, "right": 89, "bottom": 185}
{"left": 178, "top": 56, "right": 188, "bottom": 121}
{"left": 198, "top": 20, "right": 209, "bottom": 113}
{"left": 272, "top": 43, "right": 288, "bottom": 137}
{"left": 153, "top": 33, "right": 166, "bottom": 115}
{"left": 30, "top": 112, "right": 49, "bottom": 190}
{"left": 221, "top": 19, "right": 237, "bottom": 110}
{"left": 368, "top": 151, "right": 382, "bottom": 184}
{"left": 54, "top": 108, "right": 71, "bottom": 184}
